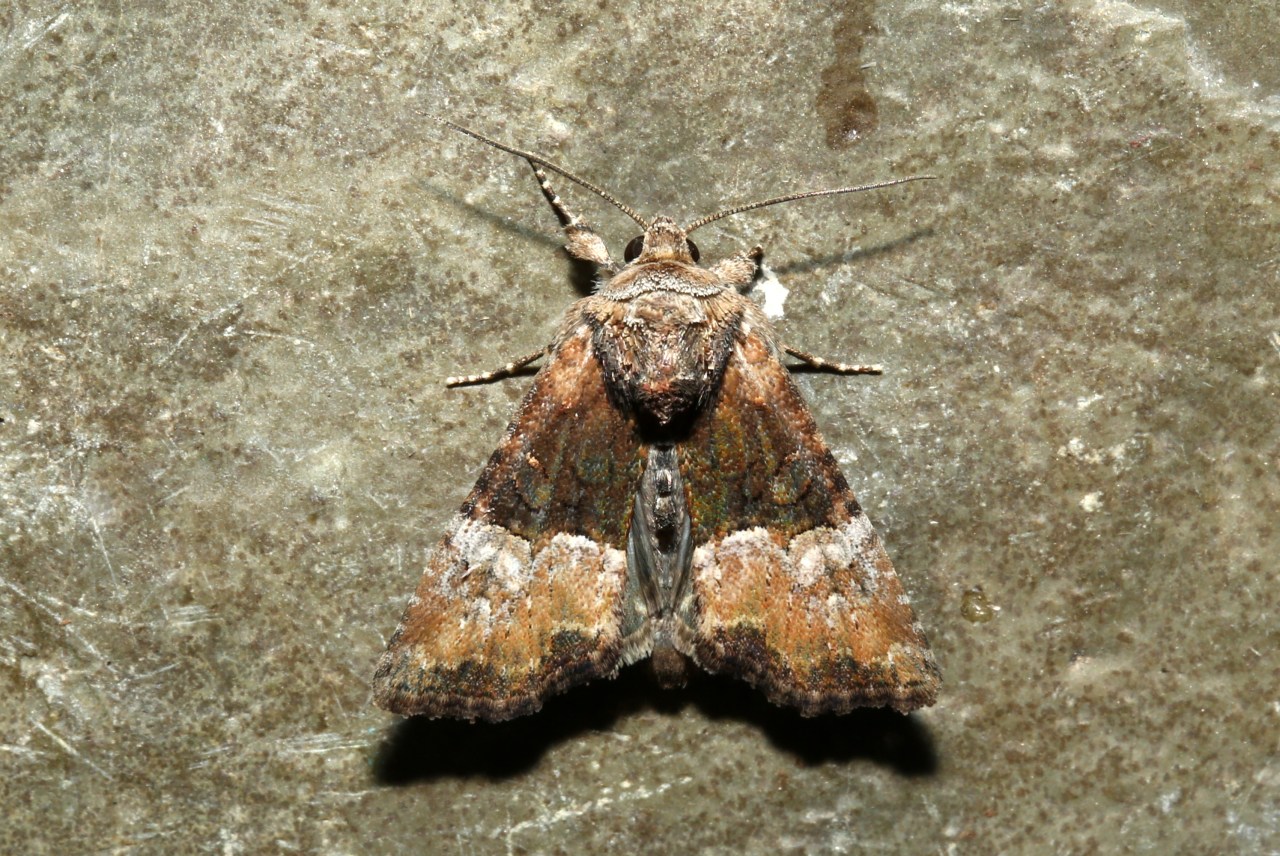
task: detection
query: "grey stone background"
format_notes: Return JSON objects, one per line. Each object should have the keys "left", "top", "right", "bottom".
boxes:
{"left": 2, "top": 0, "right": 1277, "bottom": 852}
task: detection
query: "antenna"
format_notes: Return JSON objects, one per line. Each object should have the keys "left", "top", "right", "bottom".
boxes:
{"left": 442, "top": 120, "right": 648, "bottom": 229}
{"left": 684, "top": 175, "right": 937, "bottom": 233}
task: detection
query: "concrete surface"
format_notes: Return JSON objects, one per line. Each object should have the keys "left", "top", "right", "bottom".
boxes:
{"left": 2, "top": 0, "right": 1277, "bottom": 852}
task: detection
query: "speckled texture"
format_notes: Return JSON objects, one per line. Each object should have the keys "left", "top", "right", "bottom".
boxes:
{"left": 2, "top": 0, "right": 1277, "bottom": 853}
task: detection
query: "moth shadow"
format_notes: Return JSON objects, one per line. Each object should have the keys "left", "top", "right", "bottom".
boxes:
{"left": 768, "top": 227, "right": 935, "bottom": 278}
{"left": 419, "top": 178, "right": 599, "bottom": 296}
{"left": 371, "top": 666, "right": 656, "bottom": 783}
{"left": 685, "top": 673, "right": 939, "bottom": 775}
{"left": 373, "top": 667, "right": 937, "bottom": 783}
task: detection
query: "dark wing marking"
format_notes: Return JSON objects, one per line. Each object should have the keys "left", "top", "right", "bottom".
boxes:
{"left": 373, "top": 319, "right": 645, "bottom": 721}
{"left": 680, "top": 329, "right": 939, "bottom": 715}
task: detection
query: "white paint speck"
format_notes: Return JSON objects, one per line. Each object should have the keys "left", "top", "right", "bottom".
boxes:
{"left": 754, "top": 265, "right": 790, "bottom": 319}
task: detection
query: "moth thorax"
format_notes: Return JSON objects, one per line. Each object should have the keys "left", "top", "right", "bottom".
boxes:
{"left": 634, "top": 376, "right": 705, "bottom": 426}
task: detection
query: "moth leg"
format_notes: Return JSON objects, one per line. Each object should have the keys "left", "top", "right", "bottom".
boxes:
{"left": 783, "top": 344, "right": 882, "bottom": 375}
{"left": 709, "top": 246, "right": 763, "bottom": 290}
{"left": 445, "top": 348, "right": 547, "bottom": 387}
{"left": 526, "top": 160, "right": 616, "bottom": 272}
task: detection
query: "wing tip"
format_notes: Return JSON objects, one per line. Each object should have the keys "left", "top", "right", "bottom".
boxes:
{"left": 371, "top": 633, "right": 624, "bottom": 723}
{"left": 695, "top": 626, "right": 941, "bottom": 717}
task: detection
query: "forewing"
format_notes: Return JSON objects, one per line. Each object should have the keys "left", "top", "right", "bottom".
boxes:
{"left": 373, "top": 320, "right": 644, "bottom": 721}
{"left": 680, "top": 330, "right": 939, "bottom": 715}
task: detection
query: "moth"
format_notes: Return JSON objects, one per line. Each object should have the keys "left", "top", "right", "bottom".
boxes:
{"left": 373, "top": 121, "right": 941, "bottom": 721}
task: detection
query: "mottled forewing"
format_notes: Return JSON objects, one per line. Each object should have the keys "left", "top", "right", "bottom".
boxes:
{"left": 681, "top": 331, "right": 939, "bottom": 714}
{"left": 373, "top": 322, "right": 643, "bottom": 721}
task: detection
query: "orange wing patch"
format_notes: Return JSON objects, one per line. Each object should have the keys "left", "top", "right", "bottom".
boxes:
{"left": 682, "top": 332, "right": 939, "bottom": 715}
{"left": 373, "top": 320, "right": 644, "bottom": 721}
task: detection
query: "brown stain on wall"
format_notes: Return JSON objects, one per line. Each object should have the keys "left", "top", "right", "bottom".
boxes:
{"left": 816, "top": 1, "right": 880, "bottom": 148}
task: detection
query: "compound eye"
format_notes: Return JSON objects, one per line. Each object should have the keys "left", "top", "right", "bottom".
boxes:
{"left": 623, "top": 235, "right": 645, "bottom": 262}
{"left": 686, "top": 239, "right": 700, "bottom": 262}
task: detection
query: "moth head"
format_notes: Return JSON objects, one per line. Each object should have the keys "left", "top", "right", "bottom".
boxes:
{"left": 624, "top": 217, "right": 701, "bottom": 265}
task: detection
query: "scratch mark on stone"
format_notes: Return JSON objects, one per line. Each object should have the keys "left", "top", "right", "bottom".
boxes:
{"left": 275, "top": 732, "right": 371, "bottom": 756}
{"left": 156, "top": 297, "right": 254, "bottom": 366}
{"left": 12, "top": 10, "right": 70, "bottom": 52}
{"left": 0, "top": 577, "right": 118, "bottom": 670}
{"left": 66, "top": 497, "right": 117, "bottom": 590}
{"left": 0, "top": 742, "right": 48, "bottom": 762}
{"left": 31, "top": 718, "right": 113, "bottom": 780}
{"left": 161, "top": 604, "right": 219, "bottom": 627}
{"left": 499, "top": 776, "right": 694, "bottom": 853}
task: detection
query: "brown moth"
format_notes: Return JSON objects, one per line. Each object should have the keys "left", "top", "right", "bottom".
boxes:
{"left": 372, "top": 121, "right": 940, "bottom": 721}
